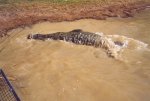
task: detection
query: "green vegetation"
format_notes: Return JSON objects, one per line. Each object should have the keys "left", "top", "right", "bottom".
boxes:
{"left": 0, "top": 0, "right": 8, "bottom": 4}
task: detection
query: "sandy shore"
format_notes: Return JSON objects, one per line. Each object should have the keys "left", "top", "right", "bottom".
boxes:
{"left": 0, "top": 1, "right": 149, "bottom": 37}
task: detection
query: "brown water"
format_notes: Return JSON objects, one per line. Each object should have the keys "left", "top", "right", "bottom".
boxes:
{"left": 0, "top": 9, "right": 150, "bottom": 101}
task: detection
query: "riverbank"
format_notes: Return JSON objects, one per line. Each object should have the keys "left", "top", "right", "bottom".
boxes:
{"left": 0, "top": 0, "right": 150, "bottom": 37}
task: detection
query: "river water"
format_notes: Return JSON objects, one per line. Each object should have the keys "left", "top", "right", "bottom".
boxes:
{"left": 0, "top": 9, "right": 150, "bottom": 101}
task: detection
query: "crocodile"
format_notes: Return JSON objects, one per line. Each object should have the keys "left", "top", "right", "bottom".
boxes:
{"left": 27, "top": 29, "right": 124, "bottom": 58}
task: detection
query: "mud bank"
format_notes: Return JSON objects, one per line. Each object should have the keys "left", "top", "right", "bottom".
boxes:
{"left": 0, "top": 1, "right": 150, "bottom": 37}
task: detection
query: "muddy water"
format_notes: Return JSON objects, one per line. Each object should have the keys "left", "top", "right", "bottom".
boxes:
{"left": 0, "top": 9, "right": 150, "bottom": 101}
